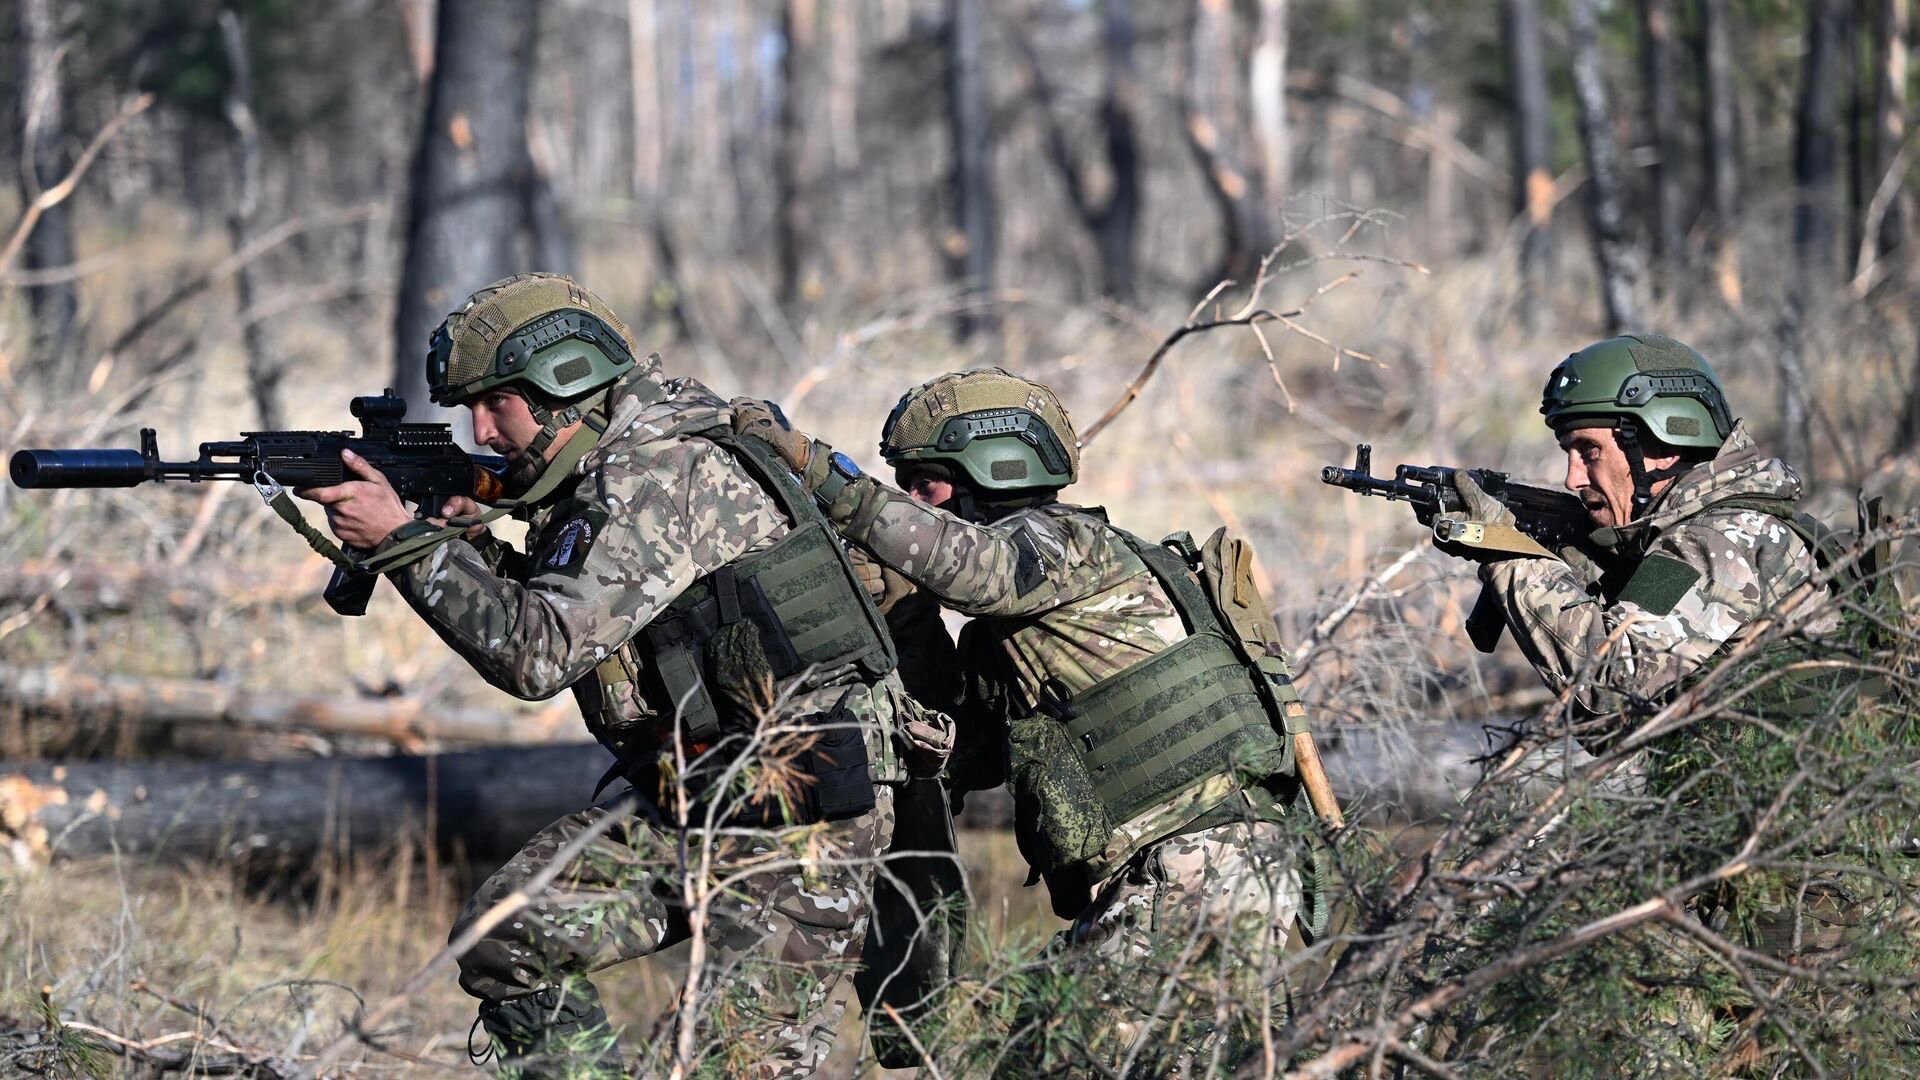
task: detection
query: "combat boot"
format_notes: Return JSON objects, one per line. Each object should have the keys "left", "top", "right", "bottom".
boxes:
{"left": 473, "top": 983, "right": 625, "bottom": 1079}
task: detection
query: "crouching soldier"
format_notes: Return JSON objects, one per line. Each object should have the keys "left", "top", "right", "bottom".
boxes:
{"left": 298, "top": 273, "right": 947, "bottom": 1079}
{"left": 735, "top": 369, "right": 1335, "bottom": 1070}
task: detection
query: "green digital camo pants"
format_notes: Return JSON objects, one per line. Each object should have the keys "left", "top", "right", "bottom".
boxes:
{"left": 452, "top": 785, "right": 895, "bottom": 1079}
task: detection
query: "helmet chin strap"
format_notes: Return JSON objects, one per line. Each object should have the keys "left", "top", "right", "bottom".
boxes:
{"left": 507, "top": 388, "right": 609, "bottom": 492}
{"left": 1614, "top": 420, "right": 1693, "bottom": 522}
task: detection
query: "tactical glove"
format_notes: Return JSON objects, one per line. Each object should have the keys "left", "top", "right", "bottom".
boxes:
{"left": 729, "top": 397, "right": 814, "bottom": 473}
{"left": 897, "top": 699, "right": 956, "bottom": 779}
{"left": 1454, "top": 472, "right": 1517, "bottom": 526}
{"left": 849, "top": 547, "right": 917, "bottom": 615}
{"left": 1433, "top": 473, "right": 1555, "bottom": 562}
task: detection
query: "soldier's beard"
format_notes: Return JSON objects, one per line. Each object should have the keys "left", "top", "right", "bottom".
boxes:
{"left": 503, "top": 449, "right": 546, "bottom": 495}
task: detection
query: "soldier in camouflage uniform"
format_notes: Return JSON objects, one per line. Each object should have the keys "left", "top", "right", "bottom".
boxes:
{"left": 298, "top": 274, "right": 946, "bottom": 1079}
{"left": 1442, "top": 334, "right": 1841, "bottom": 723}
{"left": 1438, "top": 335, "right": 1881, "bottom": 1072}
{"left": 735, "top": 369, "right": 1311, "bottom": 1065}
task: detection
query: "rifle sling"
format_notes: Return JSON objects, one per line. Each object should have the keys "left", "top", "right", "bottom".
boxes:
{"left": 263, "top": 487, "right": 358, "bottom": 571}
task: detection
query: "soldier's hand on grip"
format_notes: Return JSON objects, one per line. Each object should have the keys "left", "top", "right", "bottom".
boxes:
{"left": 1432, "top": 473, "right": 1556, "bottom": 563}
{"left": 297, "top": 449, "right": 415, "bottom": 550}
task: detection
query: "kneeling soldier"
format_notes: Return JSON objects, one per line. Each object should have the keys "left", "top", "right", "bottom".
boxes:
{"left": 299, "top": 273, "right": 941, "bottom": 1079}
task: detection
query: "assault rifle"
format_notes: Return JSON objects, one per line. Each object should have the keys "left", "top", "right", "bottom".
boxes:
{"left": 1320, "top": 443, "right": 1592, "bottom": 558}
{"left": 9, "top": 390, "right": 507, "bottom": 616}
{"left": 1321, "top": 444, "right": 1597, "bottom": 652}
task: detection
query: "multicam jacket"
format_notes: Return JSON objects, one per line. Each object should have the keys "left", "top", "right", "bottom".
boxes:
{"left": 1486, "top": 421, "right": 1833, "bottom": 717}
{"left": 825, "top": 491, "right": 1184, "bottom": 707}
{"left": 382, "top": 358, "right": 906, "bottom": 782}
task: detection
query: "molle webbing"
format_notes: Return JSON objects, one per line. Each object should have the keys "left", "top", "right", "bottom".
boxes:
{"left": 1027, "top": 512, "right": 1285, "bottom": 828}
{"left": 1063, "top": 632, "right": 1279, "bottom": 812}
{"left": 627, "top": 424, "right": 897, "bottom": 746}
{"left": 660, "top": 520, "right": 889, "bottom": 676}
{"left": 699, "top": 423, "right": 895, "bottom": 675}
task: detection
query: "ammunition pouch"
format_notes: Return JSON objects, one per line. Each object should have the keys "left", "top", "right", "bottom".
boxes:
{"left": 638, "top": 517, "right": 893, "bottom": 746}
{"left": 1005, "top": 616, "right": 1287, "bottom": 898}
{"left": 622, "top": 689, "right": 876, "bottom": 828}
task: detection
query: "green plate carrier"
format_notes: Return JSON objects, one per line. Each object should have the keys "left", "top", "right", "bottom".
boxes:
{"left": 597, "top": 425, "right": 897, "bottom": 755}
{"left": 1010, "top": 512, "right": 1301, "bottom": 884}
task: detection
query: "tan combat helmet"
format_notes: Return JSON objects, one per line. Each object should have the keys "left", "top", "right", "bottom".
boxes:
{"left": 427, "top": 273, "right": 637, "bottom": 409}
{"left": 879, "top": 368, "right": 1080, "bottom": 493}
{"left": 427, "top": 273, "right": 637, "bottom": 470}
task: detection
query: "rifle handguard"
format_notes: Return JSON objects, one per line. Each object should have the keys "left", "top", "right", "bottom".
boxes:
{"left": 1432, "top": 518, "right": 1557, "bottom": 560}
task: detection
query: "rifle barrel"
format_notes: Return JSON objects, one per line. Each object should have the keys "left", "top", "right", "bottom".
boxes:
{"left": 10, "top": 448, "right": 150, "bottom": 488}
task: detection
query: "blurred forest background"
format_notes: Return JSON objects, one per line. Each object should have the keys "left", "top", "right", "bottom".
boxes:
{"left": 0, "top": 0, "right": 1916, "bottom": 1075}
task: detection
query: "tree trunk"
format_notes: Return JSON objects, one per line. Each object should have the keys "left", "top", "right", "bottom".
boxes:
{"left": 1, "top": 719, "right": 1513, "bottom": 867}
{"left": 827, "top": 0, "right": 860, "bottom": 173}
{"left": 1781, "top": 1, "right": 1846, "bottom": 471}
{"left": 1699, "top": 0, "right": 1742, "bottom": 306}
{"left": 1569, "top": 0, "right": 1641, "bottom": 334}
{"left": 1250, "top": 0, "right": 1290, "bottom": 214}
{"left": 1503, "top": 0, "right": 1554, "bottom": 317}
{"left": 15, "top": 0, "right": 79, "bottom": 376}
{"left": 776, "top": 0, "right": 819, "bottom": 308}
{"left": 391, "top": 0, "right": 538, "bottom": 418}
{"left": 0, "top": 744, "right": 615, "bottom": 865}
{"left": 1871, "top": 0, "right": 1909, "bottom": 267}
{"left": 1793, "top": 2, "right": 1845, "bottom": 287}
{"left": 1182, "top": 0, "right": 1271, "bottom": 282}
{"left": 945, "top": 0, "right": 998, "bottom": 339}
{"left": 628, "top": 0, "right": 661, "bottom": 203}
{"left": 1637, "top": 0, "right": 1681, "bottom": 297}
{"left": 219, "top": 10, "right": 284, "bottom": 431}
{"left": 1016, "top": 0, "right": 1140, "bottom": 302}
{"left": 1094, "top": 0, "right": 1142, "bottom": 303}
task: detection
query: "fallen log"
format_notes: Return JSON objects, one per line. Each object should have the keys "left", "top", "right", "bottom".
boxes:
{"left": 3, "top": 720, "right": 1519, "bottom": 867}
{"left": 0, "top": 664, "right": 575, "bottom": 747}
{"left": 0, "top": 559, "right": 330, "bottom": 615}
{"left": 1, "top": 742, "right": 619, "bottom": 866}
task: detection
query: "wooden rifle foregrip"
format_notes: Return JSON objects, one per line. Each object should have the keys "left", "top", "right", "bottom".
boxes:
{"left": 1294, "top": 730, "right": 1345, "bottom": 829}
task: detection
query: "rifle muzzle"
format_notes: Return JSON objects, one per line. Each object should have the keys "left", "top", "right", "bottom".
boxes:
{"left": 9, "top": 449, "right": 150, "bottom": 488}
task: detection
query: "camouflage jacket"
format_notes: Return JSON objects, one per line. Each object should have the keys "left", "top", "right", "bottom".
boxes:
{"left": 821, "top": 483, "right": 1184, "bottom": 706}
{"left": 1486, "top": 421, "right": 1832, "bottom": 717}
{"left": 821, "top": 477, "right": 1269, "bottom": 873}
{"left": 383, "top": 359, "right": 906, "bottom": 783}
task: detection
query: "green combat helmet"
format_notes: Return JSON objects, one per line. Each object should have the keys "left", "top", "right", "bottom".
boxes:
{"left": 1540, "top": 333, "right": 1736, "bottom": 516}
{"left": 879, "top": 368, "right": 1080, "bottom": 496}
{"left": 427, "top": 273, "right": 636, "bottom": 477}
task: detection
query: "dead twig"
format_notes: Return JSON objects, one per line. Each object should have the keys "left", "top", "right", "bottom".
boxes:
{"left": 0, "top": 93, "right": 154, "bottom": 277}
{"left": 1078, "top": 233, "right": 1420, "bottom": 446}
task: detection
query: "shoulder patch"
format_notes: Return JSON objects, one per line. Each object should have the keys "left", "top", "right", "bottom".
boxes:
{"left": 1011, "top": 526, "right": 1046, "bottom": 597}
{"left": 535, "top": 500, "right": 610, "bottom": 579}
{"left": 1616, "top": 553, "right": 1703, "bottom": 616}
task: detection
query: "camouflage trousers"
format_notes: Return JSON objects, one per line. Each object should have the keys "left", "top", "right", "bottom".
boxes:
{"left": 1018, "top": 819, "right": 1303, "bottom": 1074}
{"left": 453, "top": 784, "right": 896, "bottom": 1079}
